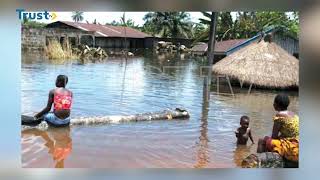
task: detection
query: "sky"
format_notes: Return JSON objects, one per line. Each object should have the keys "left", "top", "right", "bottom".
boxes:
{"left": 35, "top": 11, "right": 294, "bottom": 26}
{"left": 35, "top": 11, "right": 215, "bottom": 25}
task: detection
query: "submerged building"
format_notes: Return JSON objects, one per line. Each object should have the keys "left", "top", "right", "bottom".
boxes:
{"left": 191, "top": 27, "right": 299, "bottom": 62}
{"left": 212, "top": 35, "right": 299, "bottom": 89}
{"left": 22, "top": 21, "right": 195, "bottom": 54}
{"left": 45, "top": 21, "right": 153, "bottom": 49}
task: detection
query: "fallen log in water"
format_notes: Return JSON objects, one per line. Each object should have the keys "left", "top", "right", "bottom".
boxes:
{"left": 21, "top": 108, "right": 190, "bottom": 129}
{"left": 71, "top": 108, "right": 189, "bottom": 125}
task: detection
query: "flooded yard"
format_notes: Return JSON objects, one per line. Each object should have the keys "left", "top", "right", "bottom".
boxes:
{"left": 21, "top": 53, "right": 298, "bottom": 168}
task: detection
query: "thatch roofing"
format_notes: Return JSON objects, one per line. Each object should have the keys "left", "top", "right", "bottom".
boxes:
{"left": 212, "top": 39, "right": 299, "bottom": 88}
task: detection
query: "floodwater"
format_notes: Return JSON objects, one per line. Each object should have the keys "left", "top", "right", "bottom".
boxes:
{"left": 21, "top": 52, "right": 298, "bottom": 168}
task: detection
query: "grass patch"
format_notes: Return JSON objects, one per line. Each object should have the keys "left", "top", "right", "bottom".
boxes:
{"left": 45, "top": 39, "right": 78, "bottom": 60}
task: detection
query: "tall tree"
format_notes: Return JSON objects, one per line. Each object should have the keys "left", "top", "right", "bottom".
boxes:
{"left": 106, "top": 15, "right": 139, "bottom": 29}
{"left": 197, "top": 12, "right": 237, "bottom": 41}
{"left": 217, "top": 12, "right": 234, "bottom": 40}
{"left": 108, "top": 20, "right": 120, "bottom": 26}
{"left": 191, "top": 23, "right": 206, "bottom": 39}
{"left": 71, "top": 11, "right": 84, "bottom": 22}
{"left": 142, "top": 12, "right": 192, "bottom": 38}
{"left": 195, "top": 11, "right": 299, "bottom": 42}
{"left": 255, "top": 11, "right": 299, "bottom": 37}
{"left": 235, "top": 12, "right": 258, "bottom": 38}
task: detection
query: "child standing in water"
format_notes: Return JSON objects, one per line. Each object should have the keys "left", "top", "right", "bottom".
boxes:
{"left": 34, "top": 75, "right": 73, "bottom": 127}
{"left": 235, "top": 116, "right": 254, "bottom": 145}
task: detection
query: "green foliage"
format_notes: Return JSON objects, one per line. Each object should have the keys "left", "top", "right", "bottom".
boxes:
{"left": 72, "top": 11, "right": 84, "bottom": 22}
{"left": 106, "top": 13, "right": 140, "bottom": 29}
{"left": 191, "top": 23, "right": 207, "bottom": 39}
{"left": 196, "top": 12, "right": 237, "bottom": 41}
{"left": 108, "top": 20, "right": 120, "bottom": 26}
{"left": 217, "top": 12, "right": 235, "bottom": 40}
{"left": 22, "top": 19, "right": 46, "bottom": 28}
{"left": 195, "top": 11, "right": 299, "bottom": 42}
{"left": 106, "top": 19, "right": 139, "bottom": 28}
{"left": 141, "top": 12, "right": 193, "bottom": 38}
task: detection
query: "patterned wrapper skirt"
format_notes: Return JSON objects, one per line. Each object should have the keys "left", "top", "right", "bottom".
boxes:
{"left": 265, "top": 136, "right": 299, "bottom": 162}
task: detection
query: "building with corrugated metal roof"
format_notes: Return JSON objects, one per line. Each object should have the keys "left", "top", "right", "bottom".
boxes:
{"left": 191, "top": 27, "right": 299, "bottom": 62}
{"left": 22, "top": 21, "right": 196, "bottom": 55}
{"left": 45, "top": 21, "right": 153, "bottom": 50}
{"left": 191, "top": 39, "right": 248, "bottom": 56}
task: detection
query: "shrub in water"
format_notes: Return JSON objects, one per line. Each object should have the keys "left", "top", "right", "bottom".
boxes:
{"left": 45, "top": 39, "right": 78, "bottom": 60}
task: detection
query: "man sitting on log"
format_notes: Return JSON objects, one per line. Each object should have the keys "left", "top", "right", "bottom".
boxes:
{"left": 22, "top": 75, "right": 73, "bottom": 127}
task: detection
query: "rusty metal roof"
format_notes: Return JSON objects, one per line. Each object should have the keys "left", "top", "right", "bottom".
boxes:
{"left": 191, "top": 42, "right": 208, "bottom": 52}
{"left": 191, "top": 39, "right": 248, "bottom": 54}
{"left": 48, "top": 21, "right": 152, "bottom": 38}
{"left": 215, "top": 39, "right": 248, "bottom": 53}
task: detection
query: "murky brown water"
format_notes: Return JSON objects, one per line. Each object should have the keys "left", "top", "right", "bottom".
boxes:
{"left": 21, "top": 53, "right": 298, "bottom": 168}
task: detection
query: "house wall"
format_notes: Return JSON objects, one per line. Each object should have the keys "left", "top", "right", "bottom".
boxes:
{"left": 80, "top": 35, "right": 94, "bottom": 46}
{"left": 95, "top": 37, "right": 145, "bottom": 50}
{"left": 22, "top": 27, "right": 94, "bottom": 54}
{"left": 227, "top": 31, "right": 299, "bottom": 58}
{"left": 46, "top": 22, "right": 151, "bottom": 50}
{"left": 21, "top": 27, "right": 46, "bottom": 55}
{"left": 273, "top": 33, "right": 299, "bottom": 55}
{"left": 144, "top": 37, "right": 157, "bottom": 49}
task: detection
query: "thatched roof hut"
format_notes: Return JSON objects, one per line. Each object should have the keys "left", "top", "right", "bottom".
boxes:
{"left": 212, "top": 38, "right": 299, "bottom": 89}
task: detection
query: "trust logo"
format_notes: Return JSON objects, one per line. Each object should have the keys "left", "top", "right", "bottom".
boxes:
{"left": 16, "top": 9, "right": 57, "bottom": 21}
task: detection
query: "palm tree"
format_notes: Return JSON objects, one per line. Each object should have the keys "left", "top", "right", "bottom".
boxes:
{"left": 142, "top": 12, "right": 192, "bottom": 38}
{"left": 71, "top": 11, "right": 84, "bottom": 22}
{"left": 196, "top": 12, "right": 236, "bottom": 42}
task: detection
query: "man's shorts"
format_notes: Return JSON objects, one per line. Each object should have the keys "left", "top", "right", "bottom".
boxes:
{"left": 44, "top": 113, "right": 70, "bottom": 127}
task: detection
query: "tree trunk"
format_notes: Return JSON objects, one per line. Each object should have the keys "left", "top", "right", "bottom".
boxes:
{"left": 22, "top": 108, "right": 190, "bottom": 128}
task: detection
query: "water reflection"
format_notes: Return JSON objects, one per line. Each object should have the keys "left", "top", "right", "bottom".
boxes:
{"left": 194, "top": 96, "right": 210, "bottom": 168}
{"left": 22, "top": 127, "right": 72, "bottom": 168}
{"left": 233, "top": 144, "right": 253, "bottom": 167}
{"left": 21, "top": 52, "right": 298, "bottom": 168}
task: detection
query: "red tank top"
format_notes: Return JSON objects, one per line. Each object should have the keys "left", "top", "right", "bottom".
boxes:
{"left": 53, "top": 88, "right": 72, "bottom": 110}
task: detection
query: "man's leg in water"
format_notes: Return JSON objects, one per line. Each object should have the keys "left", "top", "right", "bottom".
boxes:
{"left": 21, "top": 115, "right": 43, "bottom": 126}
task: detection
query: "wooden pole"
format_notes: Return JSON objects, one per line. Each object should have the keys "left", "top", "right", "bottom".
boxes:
{"left": 122, "top": 12, "right": 128, "bottom": 61}
{"left": 226, "top": 75, "right": 234, "bottom": 96}
{"left": 92, "top": 35, "right": 95, "bottom": 48}
{"left": 248, "top": 83, "right": 253, "bottom": 94}
{"left": 240, "top": 80, "right": 243, "bottom": 88}
{"left": 207, "top": 12, "right": 218, "bottom": 87}
{"left": 217, "top": 76, "right": 219, "bottom": 94}
{"left": 204, "top": 12, "right": 218, "bottom": 102}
